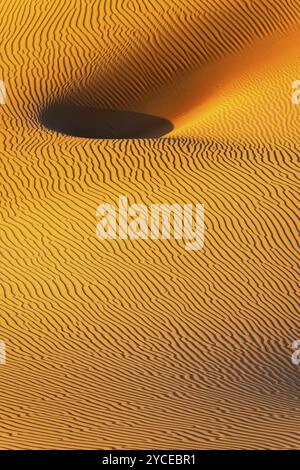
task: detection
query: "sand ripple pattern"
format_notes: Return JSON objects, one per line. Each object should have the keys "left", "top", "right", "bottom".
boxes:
{"left": 0, "top": 0, "right": 300, "bottom": 449}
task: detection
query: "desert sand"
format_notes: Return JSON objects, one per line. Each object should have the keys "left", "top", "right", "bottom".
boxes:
{"left": 0, "top": 0, "right": 299, "bottom": 449}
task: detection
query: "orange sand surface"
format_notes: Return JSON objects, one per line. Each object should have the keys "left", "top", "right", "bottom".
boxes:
{"left": 0, "top": 0, "right": 299, "bottom": 449}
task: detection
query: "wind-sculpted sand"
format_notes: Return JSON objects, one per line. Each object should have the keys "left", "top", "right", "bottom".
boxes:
{"left": 0, "top": 0, "right": 299, "bottom": 449}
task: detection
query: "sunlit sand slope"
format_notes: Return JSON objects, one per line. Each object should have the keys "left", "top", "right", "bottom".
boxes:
{"left": 0, "top": 0, "right": 299, "bottom": 449}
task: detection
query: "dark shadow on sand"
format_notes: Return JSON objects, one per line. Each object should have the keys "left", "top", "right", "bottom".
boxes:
{"left": 40, "top": 103, "right": 173, "bottom": 139}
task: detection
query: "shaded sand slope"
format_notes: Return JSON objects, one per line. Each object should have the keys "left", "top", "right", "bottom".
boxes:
{"left": 0, "top": 0, "right": 300, "bottom": 449}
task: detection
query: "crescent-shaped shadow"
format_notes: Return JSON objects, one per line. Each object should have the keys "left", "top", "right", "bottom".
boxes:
{"left": 40, "top": 103, "right": 173, "bottom": 139}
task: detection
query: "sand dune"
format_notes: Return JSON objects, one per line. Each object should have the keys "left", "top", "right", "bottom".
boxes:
{"left": 0, "top": 0, "right": 299, "bottom": 449}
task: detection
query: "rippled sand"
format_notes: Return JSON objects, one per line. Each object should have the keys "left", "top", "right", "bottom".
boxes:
{"left": 0, "top": 0, "right": 299, "bottom": 449}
